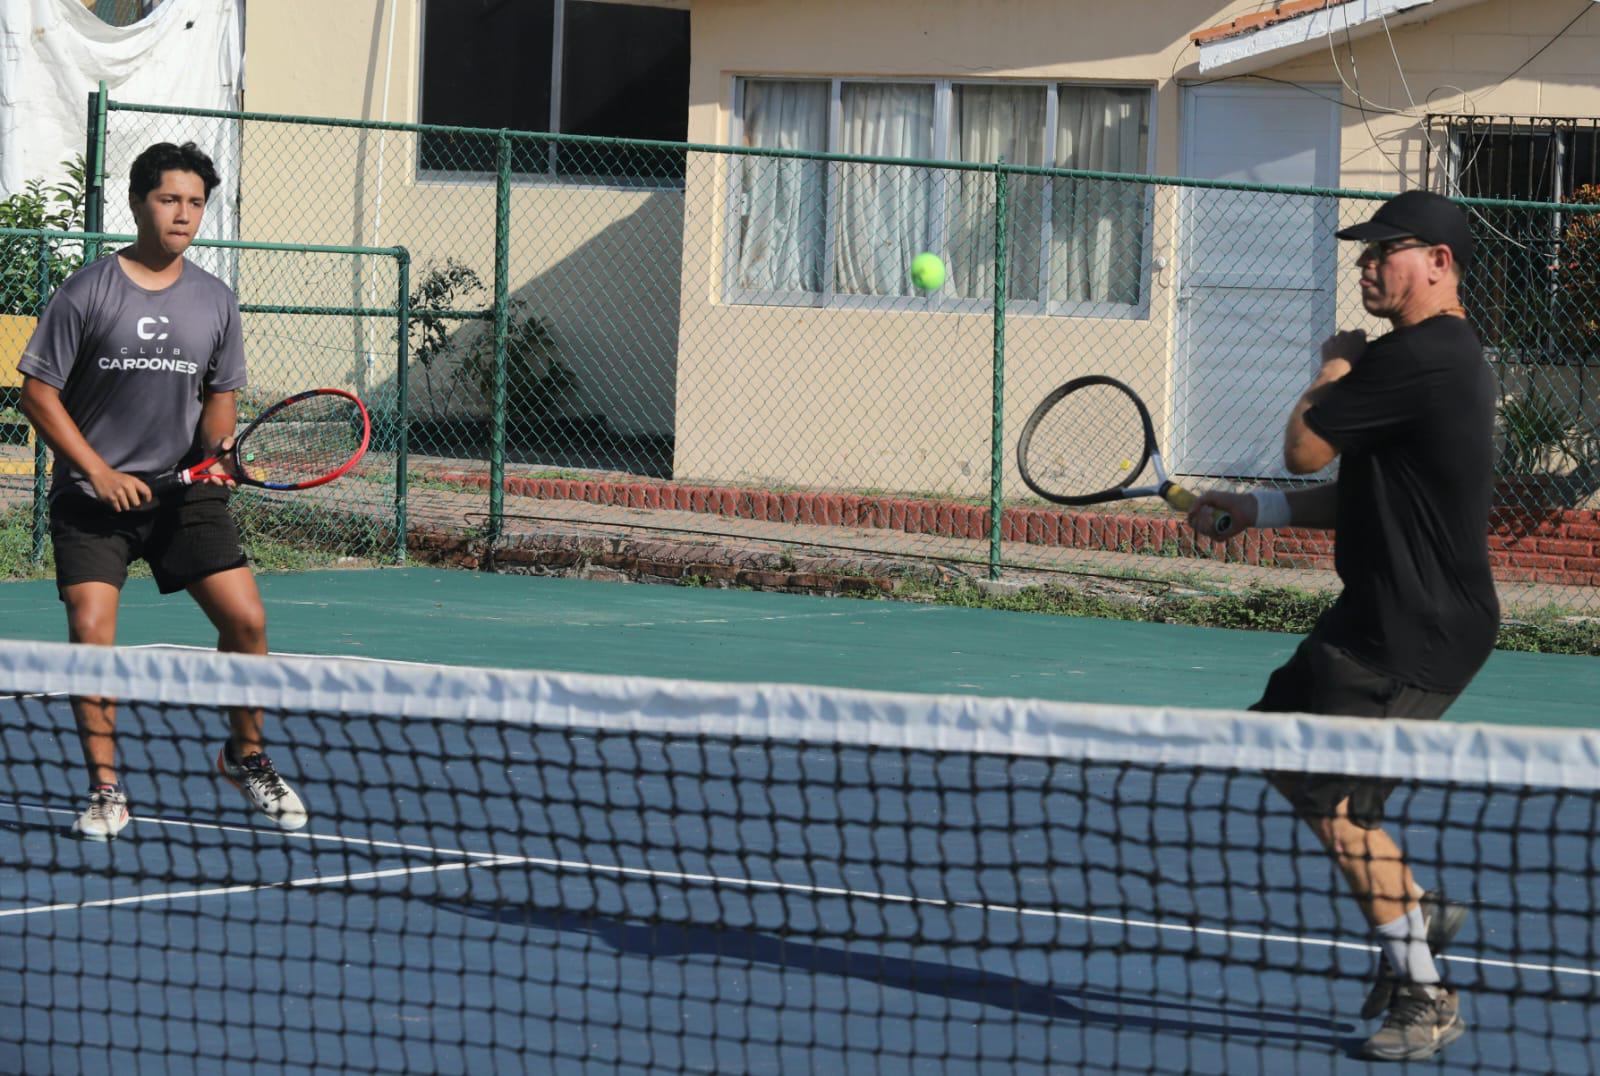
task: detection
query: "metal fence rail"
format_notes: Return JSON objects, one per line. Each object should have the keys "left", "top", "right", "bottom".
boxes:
{"left": 0, "top": 226, "right": 409, "bottom": 565}
{"left": 7, "top": 88, "right": 1600, "bottom": 611}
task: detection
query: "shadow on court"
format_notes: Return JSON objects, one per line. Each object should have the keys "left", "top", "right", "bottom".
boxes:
{"left": 434, "top": 899, "right": 1368, "bottom": 1055}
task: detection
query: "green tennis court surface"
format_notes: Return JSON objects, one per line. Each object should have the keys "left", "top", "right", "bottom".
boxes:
{"left": 0, "top": 567, "right": 1592, "bottom": 728}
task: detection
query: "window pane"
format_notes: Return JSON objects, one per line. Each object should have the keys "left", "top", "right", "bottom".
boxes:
{"left": 735, "top": 81, "right": 829, "bottom": 294}
{"left": 1050, "top": 86, "right": 1150, "bottom": 307}
{"left": 419, "top": 0, "right": 554, "bottom": 173}
{"left": 834, "top": 84, "right": 935, "bottom": 296}
{"left": 948, "top": 86, "right": 1047, "bottom": 301}
{"left": 1456, "top": 129, "right": 1560, "bottom": 358}
{"left": 558, "top": 1, "right": 690, "bottom": 183}
{"left": 1569, "top": 125, "right": 1600, "bottom": 194}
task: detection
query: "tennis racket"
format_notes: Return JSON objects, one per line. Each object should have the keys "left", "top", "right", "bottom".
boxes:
{"left": 152, "top": 388, "right": 371, "bottom": 493}
{"left": 1016, "top": 375, "right": 1233, "bottom": 535}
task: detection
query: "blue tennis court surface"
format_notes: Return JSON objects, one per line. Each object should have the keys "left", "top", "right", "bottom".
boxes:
{"left": 2, "top": 678, "right": 1596, "bottom": 1074}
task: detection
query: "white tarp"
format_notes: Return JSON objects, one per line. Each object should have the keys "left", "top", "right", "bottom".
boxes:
{"left": 0, "top": 0, "right": 242, "bottom": 261}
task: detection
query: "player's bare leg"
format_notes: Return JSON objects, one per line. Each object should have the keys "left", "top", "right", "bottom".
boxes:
{"left": 189, "top": 567, "right": 307, "bottom": 830}
{"left": 63, "top": 581, "right": 130, "bottom": 839}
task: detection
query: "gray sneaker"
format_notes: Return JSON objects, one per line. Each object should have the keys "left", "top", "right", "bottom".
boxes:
{"left": 72, "top": 786, "right": 131, "bottom": 841}
{"left": 1360, "top": 891, "right": 1470, "bottom": 1019}
{"left": 217, "top": 745, "right": 308, "bottom": 831}
{"left": 1363, "top": 982, "right": 1466, "bottom": 1062}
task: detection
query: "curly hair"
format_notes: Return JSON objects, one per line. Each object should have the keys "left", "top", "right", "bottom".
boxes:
{"left": 128, "top": 141, "right": 221, "bottom": 201}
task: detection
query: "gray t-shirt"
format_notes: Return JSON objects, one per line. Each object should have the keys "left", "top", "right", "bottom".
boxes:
{"left": 19, "top": 251, "right": 247, "bottom": 500}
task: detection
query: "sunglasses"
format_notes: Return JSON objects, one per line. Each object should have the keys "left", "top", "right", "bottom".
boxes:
{"left": 1359, "top": 239, "right": 1435, "bottom": 262}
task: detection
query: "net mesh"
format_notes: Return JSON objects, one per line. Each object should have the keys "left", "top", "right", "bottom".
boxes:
{"left": 1, "top": 640, "right": 1597, "bottom": 1073}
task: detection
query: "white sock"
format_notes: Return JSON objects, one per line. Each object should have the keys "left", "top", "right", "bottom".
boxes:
{"left": 1377, "top": 905, "right": 1441, "bottom": 985}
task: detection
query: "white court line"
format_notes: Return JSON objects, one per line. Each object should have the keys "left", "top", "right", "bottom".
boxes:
{"left": 0, "top": 801, "right": 1594, "bottom": 983}
{"left": 124, "top": 642, "right": 450, "bottom": 669}
{"left": 121, "top": 609, "right": 917, "bottom": 663}
{"left": 2, "top": 801, "right": 496, "bottom": 861}
{"left": 0, "top": 857, "right": 524, "bottom": 918}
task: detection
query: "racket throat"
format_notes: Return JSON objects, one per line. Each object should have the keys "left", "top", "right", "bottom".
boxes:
{"left": 1157, "top": 479, "right": 1197, "bottom": 513}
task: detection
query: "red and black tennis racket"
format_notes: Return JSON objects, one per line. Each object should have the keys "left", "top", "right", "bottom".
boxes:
{"left": 153, "top": 388, "right": 371, "bottom": 493}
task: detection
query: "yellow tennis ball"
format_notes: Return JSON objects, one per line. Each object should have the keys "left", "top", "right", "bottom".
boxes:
{"left": 910, "top": 252, "right": 946, "bottom": 291}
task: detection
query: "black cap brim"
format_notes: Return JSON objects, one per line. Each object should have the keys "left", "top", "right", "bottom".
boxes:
{"left": 1335, "top": 220, "right": 1416, "bottom": 241}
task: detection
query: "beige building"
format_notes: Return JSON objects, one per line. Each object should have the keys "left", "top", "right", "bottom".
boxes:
{"left": 200, "top": 1, "right": 1600, "bottom": 494}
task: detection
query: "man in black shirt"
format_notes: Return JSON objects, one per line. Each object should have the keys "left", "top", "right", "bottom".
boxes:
{"left": 1190, "top": 190, "right": 1498, "bottom": 1062}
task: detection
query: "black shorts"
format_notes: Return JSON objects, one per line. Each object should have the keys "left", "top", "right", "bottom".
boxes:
{"left": 1251, "top": 631, "right": 1459, "bottom": 829}
{"left": 50, "top": 484, "right": 248, "bottom": 597}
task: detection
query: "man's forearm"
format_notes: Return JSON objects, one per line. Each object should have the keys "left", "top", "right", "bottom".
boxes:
{"left": 1283, "top": 361, "right": 1348, "bottom": 474}
{"left": 197, "top": 391, "right": 238, "bottom": 453}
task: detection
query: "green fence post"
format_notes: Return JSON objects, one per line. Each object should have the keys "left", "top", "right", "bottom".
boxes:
{"left": 395, "top": 247, "right": 411, "bottom": 564}
{"left": 84, "top": 82, "right": 108, "bottom": 263}
{"left": 989, "top": 164, "right": 1008, "bottom": 581}
{"left": 31, "top": 235, "right": 50, "bottom": 565}
{"left": 490, "top": 131, "right": 511, "bottom": 545}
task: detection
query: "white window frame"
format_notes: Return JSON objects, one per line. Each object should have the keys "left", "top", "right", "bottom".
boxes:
{"left": 724, "top": 76, "right": 1156, "bottom": 318}
{"left": 415, "top": 0, "right": 688, "bottom": 191}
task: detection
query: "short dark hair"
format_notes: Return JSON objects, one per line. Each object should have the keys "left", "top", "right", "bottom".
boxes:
{"left": 128, "top": 141, "right": 221, "bottom": 201}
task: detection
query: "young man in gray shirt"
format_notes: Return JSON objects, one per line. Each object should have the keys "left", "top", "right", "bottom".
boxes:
{"left": 19, "top": 141, "right": 307, "bottom": 840}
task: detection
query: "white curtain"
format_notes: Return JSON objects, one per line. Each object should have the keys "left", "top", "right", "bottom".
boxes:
{"left": 735, "top": 80, "right": 829, "bottom": 293}
{"left": 833, "top": 84, "right": 935, "bottom": 296}
{"left": 0, "top": 0, "right": 244, "bottom": 281}
{"left": 948, "top": 86, "right": 1046, "bottom": 302}
{"left": 1050, "top": 87, "right": 1150, "bottom": 307}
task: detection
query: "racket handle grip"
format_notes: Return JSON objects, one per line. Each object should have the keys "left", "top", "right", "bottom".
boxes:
{"left": 1164, "top": 483, "right": 1233, "bottom": 537}
{"left": 147, "top": 469, "right": 192, "bottom": 494}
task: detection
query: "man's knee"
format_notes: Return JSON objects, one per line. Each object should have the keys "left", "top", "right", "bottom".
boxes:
{"left": 63, "top": 588, "right": 118, "bottom": 644}
{"left": 219, "top": 602, "right": 267, "bottom": 650}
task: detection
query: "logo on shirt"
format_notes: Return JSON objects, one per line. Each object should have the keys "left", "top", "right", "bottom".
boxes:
{"left": 97, "top": 313, "right": 196, "bottom": 374}
{"left": 136, "top": 316, "right": 170, "bottom": 341}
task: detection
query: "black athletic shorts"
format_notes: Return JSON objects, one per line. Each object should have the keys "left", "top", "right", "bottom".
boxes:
{"left": 1251, "top": 630, "right": 1459, "bottom": 830}
{"left": 50, "top": 483, "right": 248, "bottom": 597}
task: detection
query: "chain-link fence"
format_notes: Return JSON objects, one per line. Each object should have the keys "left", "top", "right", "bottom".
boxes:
{"left": 0, "top": 226, "right": 408, "bottom": 570}
{"left": 10, "top": 90, "right": 1599, "bottom": 613}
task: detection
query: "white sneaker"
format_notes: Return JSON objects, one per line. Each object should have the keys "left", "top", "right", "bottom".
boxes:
{"left": 72, "top": 786, "right": 131, "bottom": 841}
{"left": 217, "top": 745, "right": 308, "bottom": 831}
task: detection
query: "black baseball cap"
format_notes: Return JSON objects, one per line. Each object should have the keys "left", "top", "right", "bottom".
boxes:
{"left": 1336, "top": 189, "right": 1474, "bottom": 268}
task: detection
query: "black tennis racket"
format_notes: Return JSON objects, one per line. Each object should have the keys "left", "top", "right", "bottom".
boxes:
{"left": 1017, "top": 375, "right": 1233, "bottom": 535}
{"left": 152, "top": 388, "right": 371, "bottom": 493}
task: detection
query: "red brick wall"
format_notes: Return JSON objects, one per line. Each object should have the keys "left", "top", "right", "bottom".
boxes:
{"left": 428, "top": 470, "right": 1600, "bottom": 583}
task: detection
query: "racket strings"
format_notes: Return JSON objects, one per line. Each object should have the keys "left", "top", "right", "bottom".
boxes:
{"left": 238, "top": 396, "right": 367, "bottom": 484}
{"left": 1025, "top": 384, "right": 1148, "bottom": 497}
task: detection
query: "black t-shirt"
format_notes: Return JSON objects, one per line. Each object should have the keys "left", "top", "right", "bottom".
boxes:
{"left": 1303, "top": 314, "right": 1499, "bottom": 692}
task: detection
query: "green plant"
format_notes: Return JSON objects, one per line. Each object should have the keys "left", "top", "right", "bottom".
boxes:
{"left": 888, "top": 573, "right": 1600, "bottom": 655}
{"left": 0, "top": 507, "right": 51, "bottom": 579}
{"left": 1560, "top": 184, "right": 1600, "bottom": 361}
{"left": 459, "top": 299, "right": 575, "bottom": 430}
{"left": 399, "top": 258, "right": 487, "bottom": 421}
{"left": 0, "top": 156, "right": 87, "bottom": 316}
{"left": 1497, "top": 382, "right": 1583, "bottom": 475}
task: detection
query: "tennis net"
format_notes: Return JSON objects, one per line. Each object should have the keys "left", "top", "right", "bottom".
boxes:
{"left": 1, "top": 639, "right": 1596, "bottom": 1073}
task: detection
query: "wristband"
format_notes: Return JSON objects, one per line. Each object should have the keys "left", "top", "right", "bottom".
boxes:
{"left": 1251, "top": 488, "right": 1291, "bottom": 529}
